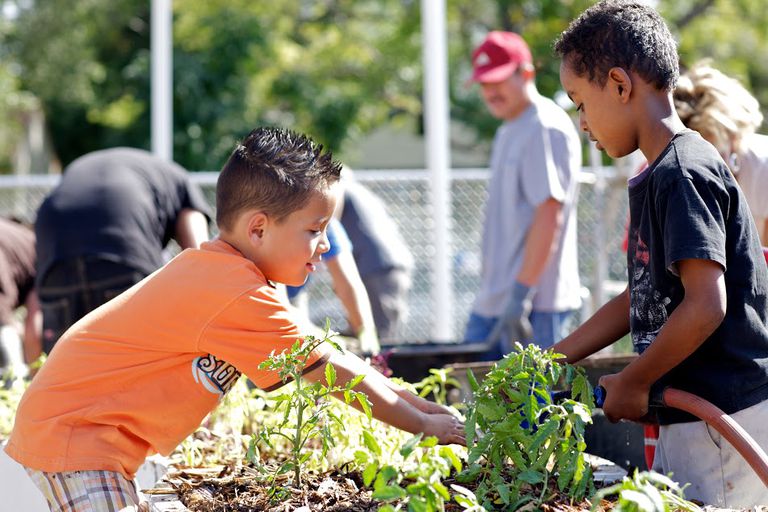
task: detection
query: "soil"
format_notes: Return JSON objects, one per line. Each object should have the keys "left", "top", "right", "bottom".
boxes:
{"left": 164, "top": 464, "right": 608, "bottom": 512}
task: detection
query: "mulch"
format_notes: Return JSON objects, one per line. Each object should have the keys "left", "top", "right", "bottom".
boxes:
{"left": 161, "top": 464, "right": 606, "bottom": 512}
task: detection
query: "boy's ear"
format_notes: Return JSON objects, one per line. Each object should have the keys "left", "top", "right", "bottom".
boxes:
{"left": 246, "top": 211, "right": 269, "bottom": 244}
{"left": 607, "top": 67, "right": 632, "bottom": 102}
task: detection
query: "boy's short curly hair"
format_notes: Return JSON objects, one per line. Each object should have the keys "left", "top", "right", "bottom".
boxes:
{"left": 554, "top": 0, "right": 678, "bottom": 91}
{"left": 215, "top": 127, "right": 342, "bottom": 231}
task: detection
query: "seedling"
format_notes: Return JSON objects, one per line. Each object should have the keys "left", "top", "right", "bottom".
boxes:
{"left": 248, "top": 320, "right": 372, "bottom": 492}
{"left": 413, "top": 367, "right": 461, "bottom": 406}
{"left": 592, "top": 470, "right": 701, "bottom": 512}
{"left": 461, "top": 342, "right": 595, "bottom": 507}
{"left": 367, "top": 433, "right": 463, "bottom": 512}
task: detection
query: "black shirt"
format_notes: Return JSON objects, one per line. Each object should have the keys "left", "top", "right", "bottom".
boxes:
{"left": 35, "top": 148, "right": 212, "bottom": 283}
{"left": 627, "top": 130, "right": 768, "bottom": 424}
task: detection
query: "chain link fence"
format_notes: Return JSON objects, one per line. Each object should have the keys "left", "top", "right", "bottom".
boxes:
{"left": 0, "top": 168, "right": 631, "bottom": 344}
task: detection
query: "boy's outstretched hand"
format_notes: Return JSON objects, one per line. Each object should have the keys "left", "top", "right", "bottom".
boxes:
{"left": 422, "top": 412, "right": 466, "bottom": 446}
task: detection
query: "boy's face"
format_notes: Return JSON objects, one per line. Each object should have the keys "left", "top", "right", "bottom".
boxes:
{"left": 255, "top": 184, "right": 339, "bottom": 286}
{"left": 559, "top": 59, "right": 635, "bottom": 158}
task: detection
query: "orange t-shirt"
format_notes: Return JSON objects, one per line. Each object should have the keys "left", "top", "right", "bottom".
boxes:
{"left": 5, "top": 239, "right": 329, "bottom": 478}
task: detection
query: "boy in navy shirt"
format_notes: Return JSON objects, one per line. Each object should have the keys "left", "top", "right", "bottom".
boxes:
{"left": 551, "top": 1, "right": 768, "bottom": 506}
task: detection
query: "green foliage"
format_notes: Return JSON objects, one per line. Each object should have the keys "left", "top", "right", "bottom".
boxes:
{"left": 592, "top": 470, "right": 702, "bottom": 512}
{"left": 3, "top": 0, "right": 768, "bottom": 170}
{"left": 0, "top": 373, "right": 29, "bottom": 439}
{"left": 364, "top": 433, "right": 463, "bottom": 512}
{"left": 412, "top": 368, "right": 461, "bottom": 407}
{"left": 461, "top": 342, "right": 594, "bottom": 508}
{"left": 248, "top": 321, "right": 371, "bottom": 491}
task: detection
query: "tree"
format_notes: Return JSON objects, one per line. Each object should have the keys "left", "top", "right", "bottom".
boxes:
{"left": 661, "top": 0, "right": 768, "bottom": 129}
{"left": 2, "top": 0, "right": 767, "bottom": 171}
{"left": 5, "top": 0, "right": 426, "bottom": 170}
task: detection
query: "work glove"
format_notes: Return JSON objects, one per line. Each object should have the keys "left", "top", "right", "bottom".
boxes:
{"left": 486, "top": 281, "right": 535, "bottom": 352}
{"left": 356, "top": 325, "right": 380, "bottom": 357}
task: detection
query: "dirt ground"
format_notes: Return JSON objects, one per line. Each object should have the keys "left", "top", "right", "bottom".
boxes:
{"left": 162, "top": 464, "right": 606, "bottom": 512}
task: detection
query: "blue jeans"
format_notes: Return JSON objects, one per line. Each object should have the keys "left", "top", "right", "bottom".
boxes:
{"left": 463, "top": 310, "right": 575, "bottom": 361}
{"left": 37, "top": 258, "right": 146, "bottom": 355}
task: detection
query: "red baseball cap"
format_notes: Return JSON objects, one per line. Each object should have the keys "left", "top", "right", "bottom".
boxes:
{"left": 470, "top": 31, "right": 532, "bottom": 83}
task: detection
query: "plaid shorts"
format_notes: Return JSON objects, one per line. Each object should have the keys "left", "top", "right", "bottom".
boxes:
{"left": 25, "top": 468, "right": 146, "bottom": 512}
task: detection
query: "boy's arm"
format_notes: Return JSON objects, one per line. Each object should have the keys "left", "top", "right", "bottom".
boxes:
{"left": 600, "top": 259, "right": 726, "bottom": 422}
{"left": 303, "top": 350, "right": 465, "bottom": 445}
{"left": 551, "top": 287, "right": 631, "bottom": 363}
{"left": 325, "top": 252, "right": 380, "bottom": 354}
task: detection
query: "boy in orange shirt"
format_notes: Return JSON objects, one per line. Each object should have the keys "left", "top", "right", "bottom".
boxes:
{"left": 6, "top": 127, "right": 464, "bottom": 511}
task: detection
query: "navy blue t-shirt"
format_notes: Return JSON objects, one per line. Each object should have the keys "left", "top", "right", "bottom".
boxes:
{"left": 627, "top": 130, "right": 768, "bottom": 424}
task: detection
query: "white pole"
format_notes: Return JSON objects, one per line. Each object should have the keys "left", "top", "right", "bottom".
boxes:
{"left": 151, "top": 0, "right": 172, "bottom": 160}
{"left": 420, "top": 0, "right": 453, "bottom": 342}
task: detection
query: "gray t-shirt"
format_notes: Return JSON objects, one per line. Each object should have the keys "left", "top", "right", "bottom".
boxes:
{"left": 472, "top": 95, "right": 582, "bottom": 316}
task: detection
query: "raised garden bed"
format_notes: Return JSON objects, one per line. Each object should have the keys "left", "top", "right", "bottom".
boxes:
{"left": 137, "top": 342, "right": 701, "bottom": 511}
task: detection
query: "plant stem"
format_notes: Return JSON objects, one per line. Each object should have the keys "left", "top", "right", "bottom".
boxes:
{"left": 293, "top": 371, "right": 304, "bottom": 487}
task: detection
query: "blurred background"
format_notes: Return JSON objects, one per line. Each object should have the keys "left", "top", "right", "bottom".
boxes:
{"left": 0, "top": 0, "right": 766, "bottom": 345}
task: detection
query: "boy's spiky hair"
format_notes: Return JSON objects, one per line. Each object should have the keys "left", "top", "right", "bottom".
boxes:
{"left": 215, "top": 127, "right": 342, "bottom": 231}
{"left": 554, "top": 0, "right": 679, "bottom": 91}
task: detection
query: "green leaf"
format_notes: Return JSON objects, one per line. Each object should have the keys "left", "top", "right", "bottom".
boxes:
{"left": 363, "top": 462, "right": 378, "bottom": 487}
{"left": 325, "top": 338, "right": 343, "bottom": 353}
{"left": 638, "top": 482, "right": 667, "bottom": 511}
{"left": 503, "top": 438, "right": 529, "bottom": 470}
{"left": 453, "top": 495, "right": 474, "bottom": 507}
{"left": 418, "top": 435, "right": 438, "bottom": 448}
{"left": 455, "top": 463, "right": 483, "bottom": 483}
{"left": 465, "top": 408, "right": 477, "bottom": 446}
{"left": 407, "top": 496, "right": 428, "bottom": 512}
{"left": 637, "top": 471, "right": 681, "bottom": 491}
{"left": 324, "top": 362, "right": 336, "bottom": 387}
{"left": 349, "top": 374, "right": 366, "bottom": 388}
{"left": 517, "top": 469, "right": 545, "bottom": 485}
{"left": 466, "top": 369, "right": 479, "bottom": 392}
{"left": 246, "top": 437, "right": 259, "bottom": 464}
{"left": 353, "top": 449, "right": 369, "bottom": 465}
{"left": 528, "top": 418, "right": 559, "bottom": 453}
{"left": 357, "top": 394, "right": 373, "bottom": 419}
{"left": 476, "top": 398, "right": 505, "bottom": 421}
{"left": 467, "top": 433, "right": 493, "bottom": 465}
{"left": 432, "top": 481, "right": 451, "bottom": 500}
{"left": 372, "top": 485, "right": 407, "bottom": 501}
{"left": 619, "top": 489, "right": 659, "bottom": 511}
{"left": 362, "top": 429, "right": 382, "bottom": 456}
{"left": 400, "top": 433, "right": 423, "bottom": 459}
{"left": 439, "top": 446, "right": 463, "bottom": 473}
{"left": 496, "top": 483, "right": 511, "bottom": 505}
{"left": 557, "top": 453, "right": 576, "bottom": 490}
{"left": 378, "top": 465, "right": 399, "bottom": 483}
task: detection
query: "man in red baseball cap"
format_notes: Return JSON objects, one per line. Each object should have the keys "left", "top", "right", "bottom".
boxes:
{"left": 463, "top": 31, "right": 583, "bottom": 358}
